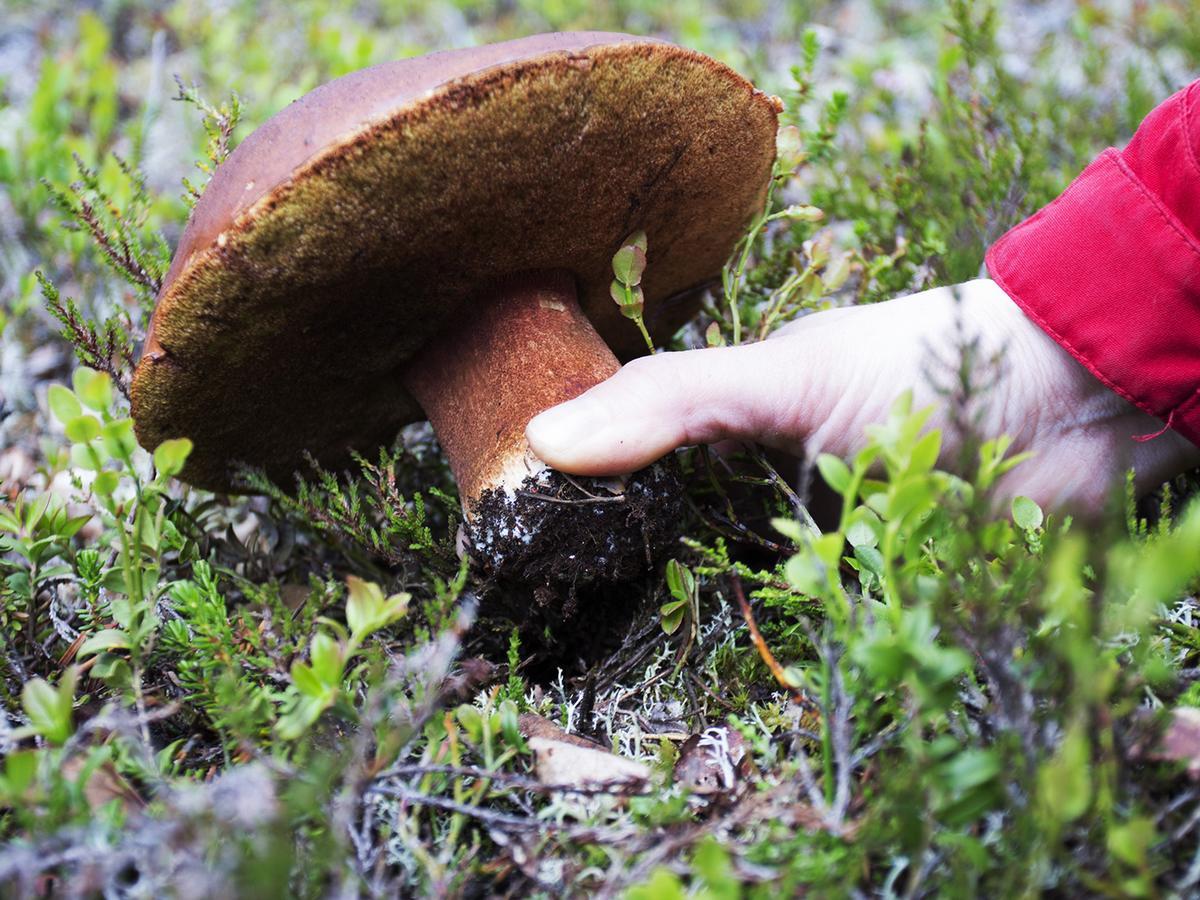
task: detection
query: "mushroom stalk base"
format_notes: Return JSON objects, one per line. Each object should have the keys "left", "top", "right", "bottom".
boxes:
{"left": 402, "top": 270, "right": 682, "bottom": 584}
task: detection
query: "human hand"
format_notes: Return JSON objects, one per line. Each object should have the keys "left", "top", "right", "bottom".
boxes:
{"left": 526, "top": 279, "right": 1200, "bottom": 514}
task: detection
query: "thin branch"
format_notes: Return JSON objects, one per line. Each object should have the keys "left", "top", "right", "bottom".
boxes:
{"left": 374, "top": 763, "right": 653, "bottom": 798}
{"left": 731, "top": 574, "right": 810, "bottom": 707}
{"left": 38, "top": 272, "right": 134, "bottom": 401}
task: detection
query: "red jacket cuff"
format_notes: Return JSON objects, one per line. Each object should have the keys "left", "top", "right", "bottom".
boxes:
{"left": 985, "top": 81, "right": 1200, "bottom": 448}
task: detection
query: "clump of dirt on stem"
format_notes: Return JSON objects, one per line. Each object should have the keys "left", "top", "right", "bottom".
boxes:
{"left": 468, "top": 458, "right": 685, "bottom": 589}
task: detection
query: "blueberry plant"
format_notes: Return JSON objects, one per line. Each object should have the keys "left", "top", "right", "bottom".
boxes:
{"left": 3, "top": 1, "right": 1200, "bottom": 896}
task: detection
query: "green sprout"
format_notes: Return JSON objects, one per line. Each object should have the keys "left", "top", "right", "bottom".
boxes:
{"left": 610, "top": 229, "right": 654, "bottom": 353}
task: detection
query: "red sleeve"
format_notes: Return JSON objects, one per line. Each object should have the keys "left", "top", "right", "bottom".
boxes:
{"left": 985, "top": 79, "right": 1200, "bottom": 447}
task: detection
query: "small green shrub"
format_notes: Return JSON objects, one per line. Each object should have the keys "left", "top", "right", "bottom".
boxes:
{"left": 4, "top": 1, "right": 1200, "bottom": 896}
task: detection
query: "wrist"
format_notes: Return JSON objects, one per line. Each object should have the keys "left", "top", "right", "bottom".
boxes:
{"left": 979, "top": 278, "right": 1200, "bottom": 495}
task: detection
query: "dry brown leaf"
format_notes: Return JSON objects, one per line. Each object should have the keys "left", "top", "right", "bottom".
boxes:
{"left": 1147, "top": 706, "right": 1200, "bottom": 779}
{"left": 441, "top": 657, "right": 498, "bottom": 702}
{"left": 527, "top": 737, "right": 651, "bottom": 789}
{"left": 278, "top": 583, "right": 310, "bottom": 611}
{"left": 673, "top": 726, "right": 752, "bottom": 794}
{"left": 517, "top": 713, "right": 649, "bottom": 789}
{"left": 61, "top": 756, "right": 145, "bottom": 814}
{"left": 518, "top": 713, "right": 607, "bottom": 750}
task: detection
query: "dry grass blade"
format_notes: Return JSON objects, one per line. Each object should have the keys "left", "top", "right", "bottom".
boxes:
{"left": 731, "top": 574, "right": 812, "bottom": 709}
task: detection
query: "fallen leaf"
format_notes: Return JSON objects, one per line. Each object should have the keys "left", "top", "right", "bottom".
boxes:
{"left": 62, "top": 756, "right": 145, "bottom": 814}
{"left": 1147, "top": 707, "right": 1200, "bottom": 779}
{"left": 519, "top": 713, "right": 649, "bottom": 788}
{"left": 518, "top": 713, "right": 607, "bottom": 750}
{"left": 278, "top": 583, "right": 310, "bottom": 611}
{"left": 528, "top": 737, "right": 650, "bottom": 789}
{"left": 441, "top": 657, "right": 497, "bottom": 701}
{"left": 674, "top": 726, "right": 751, "bottom": 794}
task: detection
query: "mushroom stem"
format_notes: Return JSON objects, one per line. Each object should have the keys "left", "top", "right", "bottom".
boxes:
{"left": 402, "top": 269, "right": 684, "bottom": 584}
{"left": 401, "top": 269, "right": 621, "bottom": 516}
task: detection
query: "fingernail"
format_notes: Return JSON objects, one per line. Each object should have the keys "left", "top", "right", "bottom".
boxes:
{"left": 526, "top": 399, "right": 598, "bottom": 460}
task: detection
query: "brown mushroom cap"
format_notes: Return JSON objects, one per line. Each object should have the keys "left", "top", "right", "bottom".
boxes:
{"left": 132, "top": 32, "right": 780, "bottom": 491}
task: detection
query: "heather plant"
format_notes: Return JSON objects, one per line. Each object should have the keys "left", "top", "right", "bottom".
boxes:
{"left": 3, "top": 1, "right": 1200, "bottom": 896}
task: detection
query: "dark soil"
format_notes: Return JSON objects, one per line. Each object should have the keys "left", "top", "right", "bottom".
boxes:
{"left": 469, "top": 457, "right": 685, "bottom": 588}
{"left": 466, "top": 458, "right": 685, "bottom": 675}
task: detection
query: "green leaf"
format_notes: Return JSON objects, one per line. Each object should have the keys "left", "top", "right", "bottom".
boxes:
{"left": 885, "top": 477, "right": 937, "bottom": 524}
{"left": 775, "top": 124, "right": 804, "bottom": 170}
{"left": 345, "top": 575, "right": 383, "bottom": 637}
{"left": 772, "top": 204, "right": 824, "bottom": 222}
{"left": 909, "top": 429, "right": 942, "bottom": 474}
{"left": 771, "top": 517, "right": 808, "bottom": 544}
{"left": 93, "top": 471, "right": 120, "bottom": 496}
{"left": 853, "top": 545, "right": 885, "bottom": 578}
{"left": 812, "top": 532, "right": 845, "bottom": 568}
{"left": 78, "top": 629, "right": 132, "bottom": 658}
{"left": 3, "top": 750, "right": 38, "bottom": 797}
{"left": 72, "top": 368, "right": 113, "bottom": 413}
{"left": 100, "top": 418, "right": 137, "bottom": 460}
{"left": 91, "top": 654, "right": 131, "bottom": 687}
{"left": 65, "top": 414, "right": 102, "bottom": 443}
{"left": 48, "top": 384, "right": 81, "bottom": 424}
{"left": 785, "top": 552, "right": 824, "bottom": 595}
{"left": 275, "top": 694, "right": 330, "bottom": 741}
{"left": 1012, "top": 495, "right": 1044, "bottom": 531}
{"left": 626, "top": 285, "right": 646, "bottom": 315}
{"left": 61, "top": 514, "right": 92, "bottom": 539}
{"left": 660, "top": 598, "right": 687, "bottom": 635}
{"left": 456, "top": 705, "right": 484, "bottom": 742}
{"left": 612, "top": 243, "right": 647, "bottom": 285}
{"left": 1037, "top": 723, "right": 1091, "bottom": 824}
{"left": 822, "top": 253, "right": 852, "bottom": 291}
{"left": 309, "top": 632, "right": 344, "bottom": 687}
{"left": 290, "top": 661, "right": 326, "bottom": 698}
{"left": 101, "top": 566, "right": 129, "bottom": 594}
{"left": 627, "top": 867, "right": 686, "bottom": 900}
{"left": 845, "top": 514, "right": 879, "bottom": 549}
{"left": 156, "top": 739, "right": 184, "bottom": 774}
{"left": 664, "top": 559, "right": 694, "bottom": 604}
{"left": 70, "top": 442, "right": 106, "bottom": 471}
{"left": 498, "top": 699, "right": 521, "bottom": 746}
{"left": 153, "top": 438, "right": 193, "bottom": 478}
{"left": 345, "top": 575, "right": 408, "bottom": 638}
{"left": 692, "top": 837, "right": 739, "bottom": 900}
{"left": 1108, "top": 816, "right": 1156, "bottom": 869}
{"left": 382, "top": 592, "right": 409, "bottom": 624}
{"left": 816, "top": 453, "right": 852, "bottom": 495}
{"left": 21, "top": 668, "right": 76, "bottom": 745}
{"left": 938, "top": 748, "right": 1001, "bottom": 792}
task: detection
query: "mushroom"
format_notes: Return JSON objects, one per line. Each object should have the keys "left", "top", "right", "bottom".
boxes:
{"left": 132, "top": 32, "right": 779, "bottom": 584}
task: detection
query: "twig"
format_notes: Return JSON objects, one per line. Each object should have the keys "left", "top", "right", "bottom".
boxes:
{"left": 692, "top": 448, "right": 790, "bottom": 553}
{"left": 367, "top": 783, "right": 638, "bottom": 840}
{"left": 731, "top": 574, "right": 809, "bottom": 707}
{"left": 373, "top": 763, "right": 652, "bottom": 798}
{"left": 516, "top": 491, "right": 625, "bottom": 506}
{"left": 592, "top": 618, "right": 665, "bottom": 692}
{"left": 748, "top": 447, "right": 822, "bottom": 537}
{"left": 70, "top": 190, "right": 162, "bottom": 296}
{"left": 39, "top": 273, "right": 134, "bottom": 400}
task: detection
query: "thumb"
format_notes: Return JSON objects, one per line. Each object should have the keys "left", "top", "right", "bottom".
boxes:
{"left": 525, "top": 338, "right": 821, "bottom": 476}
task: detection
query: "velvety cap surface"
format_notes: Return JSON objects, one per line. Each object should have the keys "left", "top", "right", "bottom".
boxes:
{"left": 132, "top": 32, "right": 780, "bottom": 490}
